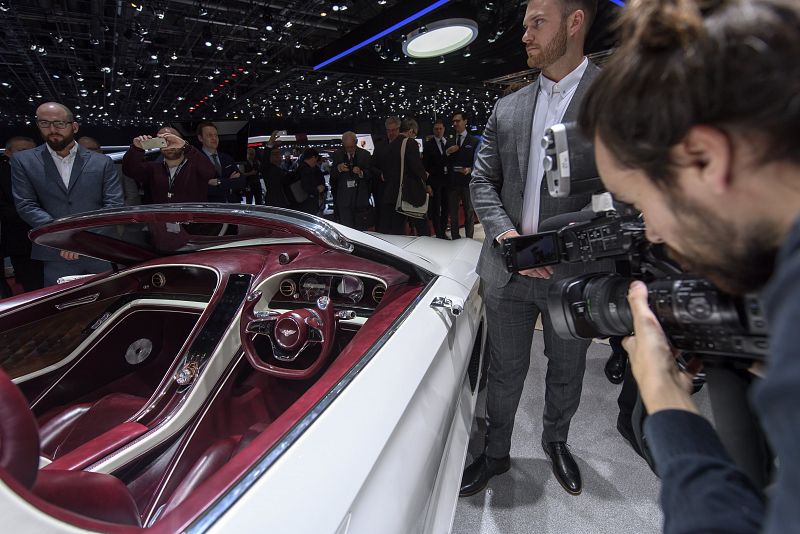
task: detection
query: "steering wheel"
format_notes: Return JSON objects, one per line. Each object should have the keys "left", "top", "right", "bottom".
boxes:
{"left": 240, "top": 291, "right": 337, "bottom": 379}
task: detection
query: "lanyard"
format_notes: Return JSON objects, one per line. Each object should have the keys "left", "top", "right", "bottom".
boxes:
{"left": 164, "top": 157, "right": 189, "bottom": 199}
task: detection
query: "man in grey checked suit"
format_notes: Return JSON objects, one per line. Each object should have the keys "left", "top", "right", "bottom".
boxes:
{"left": 11, "top": 102, "right": 123, "bottom": 286}
{"left": 463, "top": 0, "right": 601, "bottom": 497}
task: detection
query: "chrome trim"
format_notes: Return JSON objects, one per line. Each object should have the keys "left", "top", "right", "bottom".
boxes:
{"left": 278, "top": 278, "right": 296, "bottom": 297}
{"left": 430, "top": 296, "right": 464, "bottom": 317}
{"left": 372, "top": 284, "right": 386, "bottom": 303}
{"left": 186, "top": 277, "right": 437, "bottom": 534}
{"left": 0, "top": 263, "right": 219, "bottom": 319}
{"left": 54, "top": 292, "right": 100, "bottom": 310}
{"left": 33, "top": 203, "right": 354, "bottom": 254}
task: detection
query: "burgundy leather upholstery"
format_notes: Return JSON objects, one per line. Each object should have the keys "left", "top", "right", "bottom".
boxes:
{"left": 0, "top": 369, "right": 143, "bottom": 526}
{"left": 38, "top": 403, "right": 91, "bottom": 458}
{"left": 161, "top": 422, "right": 269, "bottom": 517}
{"left": 0, "top": 368, "right": 40, "bottom": 489}
{"left": 34, "top": 470, "right": 142, "bottom": 527}
{"left": 39, "top": 393, "right": 146, "bottom": 460}
{"left": 44, "top": 422, "right": 149, "bottom": 472}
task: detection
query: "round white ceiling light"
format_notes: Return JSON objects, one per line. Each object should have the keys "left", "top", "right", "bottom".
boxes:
{"left": 402, "top": 18, "right": 479, "bottom": 59}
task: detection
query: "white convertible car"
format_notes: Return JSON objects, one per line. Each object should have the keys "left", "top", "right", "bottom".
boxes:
{"left": 0, "top": 204, "right": 485, "bottom": 533}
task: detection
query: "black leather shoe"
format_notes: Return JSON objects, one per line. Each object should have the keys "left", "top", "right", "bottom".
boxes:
{"left": 604, "top": 351, "right": 627, "bottom": 385}
{"left": 459, "top": 454, "right": 511, "bottom": 497}
{"left": 542, "top": 441, "right": 582, "bottom": 495}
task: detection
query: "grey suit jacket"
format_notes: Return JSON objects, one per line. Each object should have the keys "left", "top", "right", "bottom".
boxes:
{"left": 10, "top": 143, "right": 123, "bottom": 261}
{"left": 471, "top": 62, "right": 605, "bottom": 289}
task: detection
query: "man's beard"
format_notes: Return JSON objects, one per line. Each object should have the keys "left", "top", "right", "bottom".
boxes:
{"left": 46, "top": 131, "right": 75, "bottom": 152}
{"left": 666, "top": 194, "right": 779, "bottom": 295}
{"left": 162, "top": 148, "right": 183, "bottom": 161}
{"left": 527, "top": 19, "right": 568, "bottom": 69}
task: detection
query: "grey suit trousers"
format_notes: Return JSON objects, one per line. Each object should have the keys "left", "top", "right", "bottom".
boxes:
{"left": 484, "top": 273, "right": 591, "bottom": 458}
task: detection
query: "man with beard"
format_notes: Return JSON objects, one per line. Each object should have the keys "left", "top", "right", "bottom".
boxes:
{"left": 580, "top": 0, "right": 799, "bottom": 531}
{"left": 122, "top": 127, "right": 216, "bottom": 204}
{"left": 10, "top": 102, "right": 122, "bottom": 286}
{"left": 464, "top": 0, "right": 599, "bottom": 497}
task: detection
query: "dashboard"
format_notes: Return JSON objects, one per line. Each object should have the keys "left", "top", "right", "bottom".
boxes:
{"left": 269, "top": 272, "right": 387, "bottom": 311}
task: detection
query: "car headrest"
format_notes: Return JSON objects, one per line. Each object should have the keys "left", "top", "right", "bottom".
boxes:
{"left": 0, "top": 368, "right": 40, "bottom": 489}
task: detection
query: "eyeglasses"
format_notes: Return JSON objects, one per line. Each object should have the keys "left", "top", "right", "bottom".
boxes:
{"left": 36, "top": 119, "right": 72, "bottom": 129}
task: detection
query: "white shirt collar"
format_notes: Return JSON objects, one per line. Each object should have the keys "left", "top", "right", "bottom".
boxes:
{"left": 46, "top": 141, "right": 78, "bottom": 161}
{"left": 202, "top": 146, "right": 218, "bottom": 157}
{"left": 539, "top": 57, "right": 588, "bottom": 98}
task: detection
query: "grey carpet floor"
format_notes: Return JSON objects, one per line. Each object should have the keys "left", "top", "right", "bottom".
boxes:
{"left": 452, "top": 333, "right": 713, "bottom": 534}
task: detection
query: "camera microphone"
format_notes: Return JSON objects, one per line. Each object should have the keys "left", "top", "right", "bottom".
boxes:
{"left": 539, "top": 210, "right": 597, "bottom": 232}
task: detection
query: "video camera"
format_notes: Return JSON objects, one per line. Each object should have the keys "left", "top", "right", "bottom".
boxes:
{"left": 502, "top": 122, "right": 769, "bottom": 364}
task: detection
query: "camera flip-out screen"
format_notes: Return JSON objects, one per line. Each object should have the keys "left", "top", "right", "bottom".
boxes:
{"left": 503, "top": 232, "right": 560, "bottom": 272}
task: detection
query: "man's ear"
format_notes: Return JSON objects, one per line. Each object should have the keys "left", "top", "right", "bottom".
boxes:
{"left": 569, "top": 9, "right": 586, "bottom": 38}
{"left": 679, "top": 125, "right": 733, "bottom": 196}
{"left": 72, "top": 122, "right": 80, "bottom": 135}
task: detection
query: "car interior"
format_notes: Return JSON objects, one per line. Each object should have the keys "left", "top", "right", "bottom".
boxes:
{"left": 0, "top": 221, "right": 430, "bottom": 531}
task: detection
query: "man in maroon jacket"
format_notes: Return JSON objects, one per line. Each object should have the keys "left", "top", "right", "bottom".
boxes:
{"left": 122, "top": 127, "right": 216, "bottom": 203}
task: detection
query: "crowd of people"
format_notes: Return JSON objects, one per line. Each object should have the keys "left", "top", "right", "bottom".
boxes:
{"left": 0, "top": 105, "right": 483, "bottom": 294}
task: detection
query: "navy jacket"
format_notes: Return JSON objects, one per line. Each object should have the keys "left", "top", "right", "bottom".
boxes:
{"left": 447, "top": 132, "right": 479, "bottom": 188}
{"left": 10, "top": 143, "right": 123, "bottom": 261}
{"left": 645, "top": 216, "right": 800, "bottom": 533}
{"left": 423, "top": 137, "right": 451, "bottom": 188}
{"left": 203, "top": 149, "right": 244, "bottom": 202}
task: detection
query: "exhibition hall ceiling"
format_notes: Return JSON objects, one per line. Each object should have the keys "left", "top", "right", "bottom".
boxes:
{"left": 0, "top": 0, "right": 620, "bottom": 127}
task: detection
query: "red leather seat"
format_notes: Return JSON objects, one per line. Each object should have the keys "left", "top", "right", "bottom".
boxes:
{"left": 0, "top": 368, "right": 142, "bottom": 527}
{"left": 159, "top": 422, "right": 268, "bottom": 518}
{"left": 39, "top": 393, "right": 147, "bottom": 460}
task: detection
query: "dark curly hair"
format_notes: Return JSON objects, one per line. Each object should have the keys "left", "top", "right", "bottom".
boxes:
{"left": 579, "top": 0, "right": 800, "bottom": 187}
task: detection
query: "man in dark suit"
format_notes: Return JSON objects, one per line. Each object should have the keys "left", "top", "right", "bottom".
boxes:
{"left": 262, "top": 147, "right": 293, "bottom": 209}
{"left": 0, "top": 136, "right": 42, "bottom": 296}
{"left": 378, "top": 117, "right": 430, "bottom": 236}
{"left": 370, "top": 116, "right": 401, "bottom": 229}
{"left": 423, "top": 119, "right": 451, "bottom": 239}
{"left": 330, "top": 131, "right": 372, "bottom": 230}
{"left": 463, "top": 0, "right": 601, "bottom": 497}
{"left": 11, "top": 102, "right": 123, "bottom": 286}
{"left": 123, "top": 127, "right": 216, "bottom": 204}
{"left": 196, "top": 121, "right": 244, "bottom": 203}
{"left": 446, "top": 111, "right": 479, "bottom": 240}
{"left": 293, "top": 148, "right": 325, "bottom": 215}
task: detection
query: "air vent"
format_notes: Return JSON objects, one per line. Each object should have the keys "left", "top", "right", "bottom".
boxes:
{"left": 151, "top": 272, "right": 166, "bottom": 288}
{"left": 371, "top": 285, "right": 386, "bottom": 304}
{"left": 279, "top": 278, "right": 297, "bottom": 297}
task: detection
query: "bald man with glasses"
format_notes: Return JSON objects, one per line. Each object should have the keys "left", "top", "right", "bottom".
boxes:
{"left": 10, "top": 102, "right": 122, "bottom": 286}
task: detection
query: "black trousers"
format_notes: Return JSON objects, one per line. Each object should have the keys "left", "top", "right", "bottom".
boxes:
{"left": 245, "top": 178, "right": 264, "bottom": 205}
{"left": 428, "top": 184, "right": 449, "bottom": 238}
{"left": 447, "top": 186, "right": 474, "bottom": 239}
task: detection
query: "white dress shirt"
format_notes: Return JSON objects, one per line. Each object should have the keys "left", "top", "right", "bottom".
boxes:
{"left": 46, "top": 142, "right": 79, "bottom": 188}
{"left": 520, "top": 57, "right": 588, "bottom": 235}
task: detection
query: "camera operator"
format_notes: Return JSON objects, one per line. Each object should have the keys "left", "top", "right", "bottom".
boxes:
{"left": 579, "top": 0, "right": 800, "bottom": 531}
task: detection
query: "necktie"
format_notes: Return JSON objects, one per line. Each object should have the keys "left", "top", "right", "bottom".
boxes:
{"left": 211, "top": 153, "right": 222, "bottom": 178}
{"left": 458, "top": 134, "right": 464, "bottom": 147}
{"left": 440, "top": 139, "right": 445, "bottom": 153}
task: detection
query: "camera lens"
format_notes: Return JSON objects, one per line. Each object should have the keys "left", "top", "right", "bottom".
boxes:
{"left": 584, "top": 275, "right": 634, "bottom": 336}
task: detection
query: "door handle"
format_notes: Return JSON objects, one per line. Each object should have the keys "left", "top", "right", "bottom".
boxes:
{"left": 430, "top": 296, "right": 464, "bottom": 317}
{"left": 55, "top": 292, "right": 100, "bottom": 310}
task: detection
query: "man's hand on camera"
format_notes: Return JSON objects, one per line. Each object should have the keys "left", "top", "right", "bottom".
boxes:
{"left": 498, "top": 230, "right": 554, "bottom": 279}
{"left": 158, "top": 133, "right": 185, "bottom": 150}
{"left": 623, "top": 281, "right": 701, "bottom": 415}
